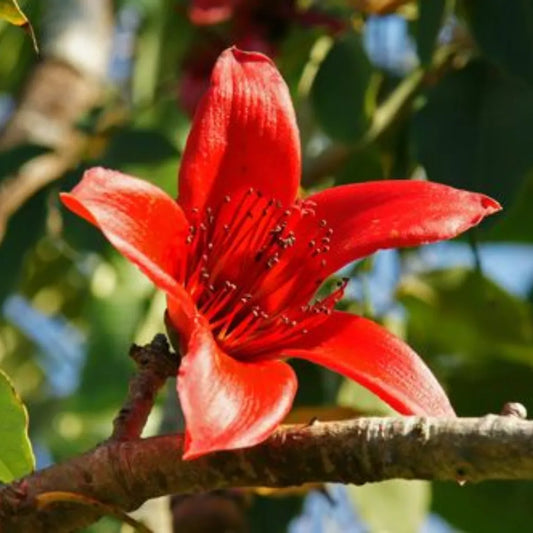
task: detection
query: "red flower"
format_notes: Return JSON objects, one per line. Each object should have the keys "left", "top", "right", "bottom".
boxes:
{"left": 189, "top": 0, "right": 239, "bottom": 25}
{"left": 61, "top": 48, "right": 500, "bottom": 460}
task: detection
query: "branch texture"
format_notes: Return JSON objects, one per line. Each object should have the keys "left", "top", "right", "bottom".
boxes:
{"left": 1, "top": 415, "right": 532, "bottom": 532}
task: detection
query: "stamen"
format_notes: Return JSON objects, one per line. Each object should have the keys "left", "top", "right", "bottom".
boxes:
{"left": 181, "top": 193, "right": 341, "bottom": 359}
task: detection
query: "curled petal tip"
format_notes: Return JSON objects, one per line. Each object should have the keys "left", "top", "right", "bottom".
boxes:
{"left": 480, "top": 194, "right": 502, "bottom": 214}
{"left": 226, "top": 46, "right": 274, "bottom": 64}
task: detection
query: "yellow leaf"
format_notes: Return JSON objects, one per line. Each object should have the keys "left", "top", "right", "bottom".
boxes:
{"left": 0, "top": 0, "right": 28, "bottom": 26}
{"left": 351, "top": 0, "right": 413, "bottom": 15}
{"left": 252, "top": 484, "right": 325, "bottom": 498}
{"left": 36, "top": 492, "right": 153, "bottom": 533}
{"left": 283, "top": 405, "right": 362, "bottom": 424}
{"left": 0, "top": 0, "right": 38, "bottom": 52}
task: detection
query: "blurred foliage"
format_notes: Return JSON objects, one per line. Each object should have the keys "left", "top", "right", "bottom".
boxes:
{"left": 1, "top": 0, "right": 533, "bottom": 532}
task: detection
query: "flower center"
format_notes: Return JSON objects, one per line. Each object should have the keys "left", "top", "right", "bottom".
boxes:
{"left": 179, "top": 189, "right": 345, "bottom": 358}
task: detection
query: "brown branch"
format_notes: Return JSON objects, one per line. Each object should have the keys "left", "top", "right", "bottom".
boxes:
{"left": 1, "top": 414, "right": 533, "bottom": 532}
{"left": 110, "top": 334, "right": 179, "bottom": 441}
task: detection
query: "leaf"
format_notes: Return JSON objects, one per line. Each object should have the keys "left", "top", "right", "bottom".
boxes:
{"left": 416, "top": 0, "right": 446, "bottom": 65}
{"left": 102, "top": 128, "right": 179, "bottom": 167}
{"left": 0, "top": 0, "right": 38, "bottom": 52}
{"left": 433, "top": 360, "right": 533, "bottom": 531}
{"left": 0, "top": 188, "right": 47, "bottom": 305}
{"left": 351, "top": 0, "right": 413, "bottom": 15}
{"left": 464, "top": 0, "right": 533, "bottom": 86}
{"left": 36, "top": 491, "right": 153, "bottom": 533}
{"left": 75, "top": 257, "right": 153, "bottom": 412}
{"left": 311, "top": 32, "right": 372, "bottom": 142}
{"left": 398, "top": 268, "right": 533, "bottom": 367}
{"left": 0, "top": 0, "right": 27, "bottom": 25}
{"left": 348, "top": 480, "right": 431, "bottom": 533}
{"left": 337, "top": 380, "right": 431, "bottom": 531}
{"left": 337, "top": 378, "right": 397, "bottom": 416}
{"left": 0, "top": 368, "right": 35, "bottom": 482}
{"left": 413, "top": 60, "right": 533, "bottom": 207}
{"left": 489, "top": 171, "right": 533, "bottom": 243}
{"left": 283, "top": 405, "right": 362, "bottom": 424}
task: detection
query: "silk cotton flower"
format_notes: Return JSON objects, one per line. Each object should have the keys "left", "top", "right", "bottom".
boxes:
{"left": 61, "top": 48, "right": 500, "bottom": 460}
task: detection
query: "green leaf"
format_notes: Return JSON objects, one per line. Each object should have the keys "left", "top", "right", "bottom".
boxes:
{"left": 311, "top": 32, "right": 372, "bottom": 142}
{"left": 489, "top": 171, "right": 533, "bottom": 242}
{"left": 464, "top": 0, "right": 533, "bottom": 86}
{"left": 0, "top": 189, "right": 47, "bottom": 305}
{"left": 433, "top": 360, "right": 533, "bottom": 531}
{"left": 338, "top": 380, "right": 431, "bottom": 531}
{"left": 76, "top": 257, "right": 153, "bottom": 412}
{"left": 348, "top": 480, "right": 431, "bottom": 533}
{"left": 414, "top": 60, "right": 533, "bottom": 207}
{"left": 337, "top": 378, "right": 396, "bottom": 416}
{"left": 398, "top": 268, "right": 533, "bottom": 366}
{"left": 0, "top": 368, "right": 34, "bottom": 482}
{"left": 416, "top": 0, "right": 446, "bottom": 65}
{"left": 103, "top": 128, "right": 179, "bottom": 167}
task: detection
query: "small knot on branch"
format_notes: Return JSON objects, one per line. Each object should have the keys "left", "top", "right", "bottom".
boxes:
{"left": 500, "top": 402, "right": 527, "bottom": 419}
{"left": 129, "top": 333, "right": 180, "bottom": 379}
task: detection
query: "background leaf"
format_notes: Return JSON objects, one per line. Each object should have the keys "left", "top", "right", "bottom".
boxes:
{"left": 311, "top": 32, "right": 372, "bottom": 142}
{"left": 416, "top": 0, "right": 446, "bottom": 65}
{"left": 0, "top": 368, "right": 35, "bottom": 482}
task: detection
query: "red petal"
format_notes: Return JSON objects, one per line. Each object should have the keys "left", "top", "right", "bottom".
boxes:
{"left": 178, "top": 48, "right": 301, "bottom": 214}
{"left": 189, "top": 0, "right": 235, "bottom": 25}
{"left": 177, "top": 315, "right": 297, "bottom": 460}
{"left": 60, "top": 167, "right": 194, "bottom": 314}
{"left": 306, "top": 180, "right": 501, "bottom": 278}
{"left": 284, "top": 311, "right": 455, "bottom": 417}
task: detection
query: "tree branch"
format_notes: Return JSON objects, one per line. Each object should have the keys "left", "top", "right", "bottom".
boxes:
{"left": 1, "top": 414, "right": 533, "bottom": 532}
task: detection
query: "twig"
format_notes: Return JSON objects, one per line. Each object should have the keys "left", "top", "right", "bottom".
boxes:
{"left": 110, "top": 334, "right": 180, "bottom": 441}
{"left": 2, "top": 413, "right": 533, "bottom": 532}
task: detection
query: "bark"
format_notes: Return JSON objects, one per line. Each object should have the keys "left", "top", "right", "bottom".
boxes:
{"left": 1, "top": 414, "right": 533, "bottom": 532}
